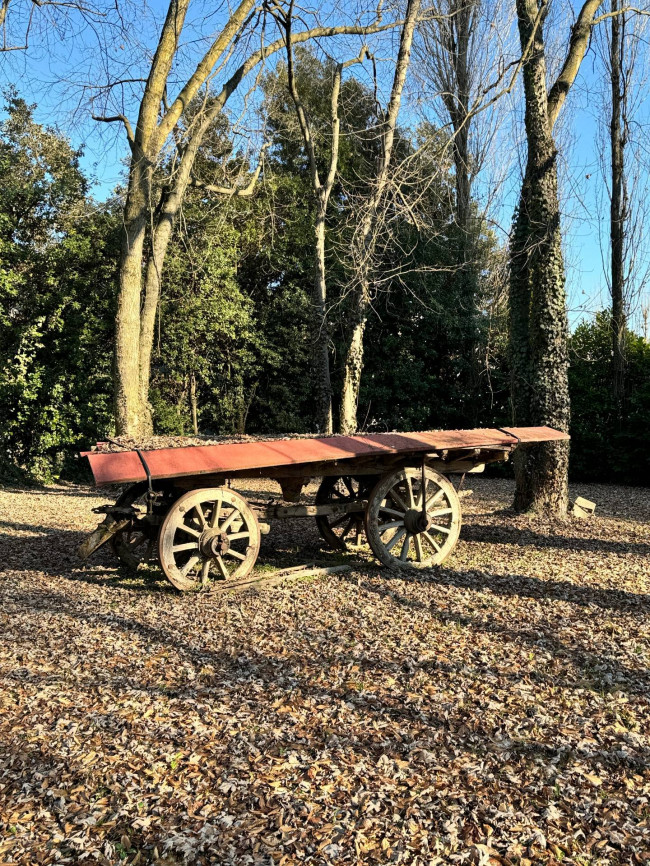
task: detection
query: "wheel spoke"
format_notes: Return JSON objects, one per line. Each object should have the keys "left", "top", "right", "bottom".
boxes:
{"left": 225, "top": 548, "right": 246, "bottom": 561}
{"left": 406, "top": 476, "right": 416, "bottom": 508}
{"left": 215, "top": 555, "right": 229, "bottom": 579}
{"left": 201, "top": 560, "right": 210, "bottom": 584}
{"left": 195, "top": 504, "right": 207, "bottom": 528}
{"left": 173, "top": 541, "right": 200, "bottom": 553}
{"left": 227, "top": 531, "right": 250, "bottom": 541}
{"left": 414, "top": 534, "right": 425, "bottom": 562}
{"left": 379, "top": 505, "right": 405, "bottom": 518}
{"left": 379, "top": 519, "right": 405, "bottom": 532}
{"left": 384, "top": 527, "right": 406, "bottom": 553}
{"left": 400, "top": 534, "right": 411, "bottom": 561}
{"left": 210, "top": 499, "right": 222, "bottom": 529}
{"left": 429, "top": 507, "right": 453, "bottom": 518}
{"left": 180, "top": 555, "right": 201, "bottom": 577}
{"left": 422, "top": 531, "right": 441, "bottom": 553}
{"left": 331, "top": 513, "right": 351, "bottom": 528}
{"left": 425, "top": 488, "right": 445, "bottom": 510}
{"left": 220, "top": 509, "right": 239, "bottom": 533}
{"left": 343, "top": 477, "right": 356, "bottom": 497}
{"left": 429, "top": 523, "right": 451, "bottom": 534}
{"left": 340, "top": 516, "right": 355, "bottom": 539}
{"left": 179, "top": 524, "right": 201, "bottom": 538}
{"left": 389, "top": 488, "right": 409, "bottom": 512}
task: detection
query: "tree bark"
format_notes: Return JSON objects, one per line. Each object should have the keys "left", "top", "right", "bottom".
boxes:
{"left": 115, "top": 152, "right": 153, "bottom": 436}
{"left": 609, "top": 0, "right": 626, "bottom": 407}
{"left": 509, "top": 0, "right": 570, "bottom": 514}
{"left": 113, "top": 0, "right": 193, "bottom": 435}
{"left": 339, "top": 289, "right": 369, "bottom": 434}
{"left": 282, "top": 32, "right": 359, "bottom": 435}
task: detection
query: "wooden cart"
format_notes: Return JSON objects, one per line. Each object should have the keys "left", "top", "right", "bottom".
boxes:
{"left": 79, "top": 426, "right": 568, "bottom": 591}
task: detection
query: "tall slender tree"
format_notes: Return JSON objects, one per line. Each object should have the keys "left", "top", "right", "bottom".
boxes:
{"left": 276, "top": 2, "right": 368, "bottom": 433}
{"left": 609, "top": 0, "right": 626, "bottom": 406}
{"left": 508, "top": 0, "right": 644, "bottom": 514}
{"left": 339, "top": 0, "right": 423, "bottom": 434}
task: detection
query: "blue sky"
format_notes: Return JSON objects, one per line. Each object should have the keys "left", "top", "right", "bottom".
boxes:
{"left": 2, "top": 0, "right": 648, "bottom": 334}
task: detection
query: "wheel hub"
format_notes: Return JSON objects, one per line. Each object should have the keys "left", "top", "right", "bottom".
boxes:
{"left": 404, "top": 508, "right": 431, "bottom": 535}
{"left": 200, "top": 529, "right": 230, "bottom": 557}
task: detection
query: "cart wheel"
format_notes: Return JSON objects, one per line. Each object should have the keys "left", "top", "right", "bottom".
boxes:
{"left": 159, "top": 488, "right": 261, "bottom": 591}
{"left": 365, "top": 467, "right": 461, "bottom": 568}
{"left": 316, "top": 475, "right": 379, "bottom": 550}
{"left": 109, "top": 482, "right": 175, "bottom": 571}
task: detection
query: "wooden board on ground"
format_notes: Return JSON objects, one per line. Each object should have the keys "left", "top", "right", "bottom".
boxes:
{"left": 206, "top": 563, "right": 352, "bottom": 595}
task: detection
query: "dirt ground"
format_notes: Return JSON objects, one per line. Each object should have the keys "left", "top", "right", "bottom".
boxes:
{"left": 1, "top": 477, "right": 649, "bottom": 865}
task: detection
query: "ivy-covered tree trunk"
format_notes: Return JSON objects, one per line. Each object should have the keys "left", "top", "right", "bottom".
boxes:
{"left": 509, "top": 0, "right": 570, "bottom": 514}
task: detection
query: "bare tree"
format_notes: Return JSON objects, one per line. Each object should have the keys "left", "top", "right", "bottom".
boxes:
{"left": 338, "top": 0, "right": 423, "bottom": 434}
{"left": 592, "top": 2, "right": 650, "bottom": 403}
{"left": 610, "top": 0, "right": 627, "bottom": 404}
{"left": 91, "top": 0, "right": 406, "bottom": 436}
{"left": 274, "top": 2, "right": 368, "bottom": 433}
{"left": 414, "top": 0, "right": 514, "bottom": 417}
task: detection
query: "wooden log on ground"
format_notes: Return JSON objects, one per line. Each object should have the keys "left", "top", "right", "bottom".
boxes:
{"left": 209, "top": 563, "right": 352, "bottom": 594}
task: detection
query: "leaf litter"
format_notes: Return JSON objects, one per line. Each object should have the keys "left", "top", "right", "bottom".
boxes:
{"left": 0, "top": 477, "right": 649, "bottom": 865}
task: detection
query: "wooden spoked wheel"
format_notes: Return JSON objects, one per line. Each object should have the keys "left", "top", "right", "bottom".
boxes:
{"left": 110, "top": 482, "right": 175, "bottom": 571}
{"left": 159, "top": 488, "right": 261, "bottom": 591}
{"left": 315, "top": 475, "right": 378, "bottom": 550}
{"left": 365, "top": 467, "right": 461, "bottom": 568}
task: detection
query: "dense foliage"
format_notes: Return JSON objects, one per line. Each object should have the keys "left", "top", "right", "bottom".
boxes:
{"left": 0, "top": 95, "right": 118, "bottom": 480}
{"left": 568, "top": 313, "right": 650, "bottom": 485}
{"left": 1, "top": 73, "right": 649, "bottom": 485}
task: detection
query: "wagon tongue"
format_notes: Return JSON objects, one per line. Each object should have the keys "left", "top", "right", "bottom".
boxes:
{"left": 78, "top": 516, "right": 129, "bottom": 561}
{"left": 77, "top": 503, "right": 140, "bottom": 561}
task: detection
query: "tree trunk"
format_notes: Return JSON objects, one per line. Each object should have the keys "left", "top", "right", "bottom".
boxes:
{"left": 339, "top": 288, "right": 369, "bottom": 434}
{"left": 115, "top": 154, "right": 152, "bottom": 436}
{"left": 189, "top": 371, "right": 199, "bottom": 434}
{"left": 313, "top": 207, "right": 334, "bottom": 433}
{"left": 509, "top": 0, "right": 570, "bottom": 515}
{"left": 138, "top": 186, "right": 183, "bottom": 422}
{"left": 610, "top": 0, "right": 626, "bottom": 407}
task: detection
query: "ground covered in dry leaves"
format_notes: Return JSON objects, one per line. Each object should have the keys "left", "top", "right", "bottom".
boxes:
{"left": 1, "top": 478, "right": 649, "bottom": 865}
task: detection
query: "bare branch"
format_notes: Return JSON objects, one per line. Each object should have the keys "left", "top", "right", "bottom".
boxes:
{"left": 189, "top": 142, "right": 269, "bottom": 197}
{"left": 151, "top": 16, "right": 406, "bottom": 156}
{"left": 91, "top": 112, "right": 135, "bottom": 146}
{"left": 593, "top": 6, "right": 650, "bottom": 22}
